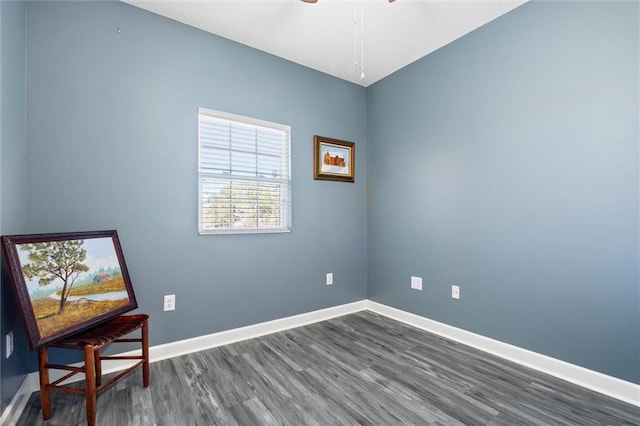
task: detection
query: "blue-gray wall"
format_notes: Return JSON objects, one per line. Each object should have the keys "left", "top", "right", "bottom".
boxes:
{"left": 367, "top": 0, "right": 639, "bottom": 384}
{"left": 0, "top": 0, "right": 29, "bottom": 410}
{"left": 25, "top": 0, "right": 367, "bottom": 355}
{"left": 7, "top": 0, "right": 368, "bottom": 375}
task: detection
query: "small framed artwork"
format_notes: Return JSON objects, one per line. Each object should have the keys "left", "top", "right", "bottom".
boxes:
{"left": 313, "top": 135, "right": 355, "bottom": 183}
{"left": 1, "top": 230, "right": 138, "bottom": 349}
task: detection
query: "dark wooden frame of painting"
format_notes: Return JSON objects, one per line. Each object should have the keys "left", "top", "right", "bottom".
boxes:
{"left": 313, "top": 135, "right": 355, "bottom": 182}
{"left": 1, "top": 230, "right": 138, "bottom": 349}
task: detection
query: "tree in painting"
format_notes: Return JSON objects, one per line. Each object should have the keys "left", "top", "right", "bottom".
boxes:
{"left": 21, "top": 240, "right": 89, "bottom": 315}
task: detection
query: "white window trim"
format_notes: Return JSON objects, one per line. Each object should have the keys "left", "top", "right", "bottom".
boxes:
{"left": 198, "top": 108, "right": 291, "bottom": 235}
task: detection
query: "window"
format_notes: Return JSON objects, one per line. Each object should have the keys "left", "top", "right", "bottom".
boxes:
{"left": 198, "top": 108, "right": 291, "bottom": 234}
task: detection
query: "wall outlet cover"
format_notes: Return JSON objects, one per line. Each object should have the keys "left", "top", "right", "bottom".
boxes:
{"left": 164, "top": 294, "right": 176, "bottom": 311}
{"left": 6, "top": 331, "right": 13, "bottom": 359}
{"left": 411, "top": 276, "right": 422, "bottom": 291}
{"left": 452, "top": 285, "right": 460, "bottom": 300}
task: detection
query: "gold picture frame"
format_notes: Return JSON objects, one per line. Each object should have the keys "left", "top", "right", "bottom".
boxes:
{"left": 313, "top": 135, "right": 355, "bottom": 183}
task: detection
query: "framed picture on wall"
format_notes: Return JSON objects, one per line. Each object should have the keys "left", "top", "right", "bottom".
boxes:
{"left": 1, "top": 230, "right": 138, "bottom": 349}
{"left": 313, "top": 135, "right": 355, "bottom": 182}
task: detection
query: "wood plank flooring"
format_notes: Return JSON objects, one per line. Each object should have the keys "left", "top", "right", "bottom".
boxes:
{"left": 17, "top": 311, "right": 640, "bottom": 425}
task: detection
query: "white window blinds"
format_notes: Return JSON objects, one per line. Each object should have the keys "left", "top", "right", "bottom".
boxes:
{"left": 198, "top": 108, "right": 291, "bottom": 234}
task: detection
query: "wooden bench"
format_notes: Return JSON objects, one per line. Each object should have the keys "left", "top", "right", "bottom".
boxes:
{"left": 37, "top": 314, "right": 149, "bottom": 426}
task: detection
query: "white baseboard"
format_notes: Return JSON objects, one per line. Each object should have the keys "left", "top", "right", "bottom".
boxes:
{"left": 148, "top": 300, "right": 368, "bottom": 363}
{"left": 2, "top": 298, "right": 637, "bottom": 424}
{"left": 366, "top": 300, "right": 640, "bottom": 407}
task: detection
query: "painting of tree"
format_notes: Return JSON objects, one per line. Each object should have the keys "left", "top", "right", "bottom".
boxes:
{"left": 20, "top": 240, "right": 89, "bottom": 315}
{"left": 1, "top": 230, "right": 138, "bottom": 348}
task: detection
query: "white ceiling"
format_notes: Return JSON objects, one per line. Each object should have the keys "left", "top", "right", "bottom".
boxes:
{"left": 122, "top": 0, "right": 526, "bottom": 87}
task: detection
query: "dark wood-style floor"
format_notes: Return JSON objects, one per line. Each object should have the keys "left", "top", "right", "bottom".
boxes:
{"left": 17, "top": 311, "right": 640, "bottom": 425}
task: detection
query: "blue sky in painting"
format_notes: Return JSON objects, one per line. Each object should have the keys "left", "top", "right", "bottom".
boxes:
{"left": 17, "top": 237, "right": 121, "bottom": 294}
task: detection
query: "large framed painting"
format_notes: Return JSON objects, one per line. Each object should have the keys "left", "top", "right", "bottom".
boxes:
{"left": 1, "top": 230, "right": 138, "bottom": 349}
{"left": 313, "top": 135, "right": 355, "bottom": 182}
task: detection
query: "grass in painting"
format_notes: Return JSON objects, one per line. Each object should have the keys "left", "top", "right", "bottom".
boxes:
{"left": 33, "top": 297, "right": 131, "bottom": 338}
{"left": 31, "top": 277, "right": 131, "bottom": 338}
{"left": 60, "top": 277, "right": 127, "bottom": 297}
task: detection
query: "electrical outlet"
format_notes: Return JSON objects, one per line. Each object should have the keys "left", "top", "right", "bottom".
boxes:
{"left": 326, "top": 273, "right": 333, "bottom": 285}
{"left": 411, "top": 276, "right": 422, "bottom": 291}
{"left": 164, "top": 294, "right": 176, "bottom": 311}
{"left": 6, "top": 331, "right": 13, "bottom": 359}
{"left": 452, "top": 285, "right": 460, "bottom": 300}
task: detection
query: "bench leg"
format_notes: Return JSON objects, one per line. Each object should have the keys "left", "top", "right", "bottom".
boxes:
{"left": 95, "top": 347, "right": 102, "bottom": 387}
{"left": 38, "top": 346, "right": 52, "bottom": 420}
{"left": 84, "top": 344, "right": 97, "bottom": 426}
{"left": 142, "top": 318, "right": 149, "bottom": 387}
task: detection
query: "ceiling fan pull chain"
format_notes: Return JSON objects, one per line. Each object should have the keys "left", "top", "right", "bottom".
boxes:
{"left": 353, "top": 1, "right": 358, "bottom": 67}
{"left": 360, "top": 0, "right": 365, "bottom": 80}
